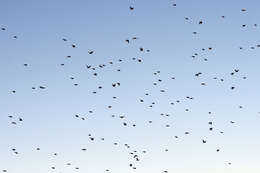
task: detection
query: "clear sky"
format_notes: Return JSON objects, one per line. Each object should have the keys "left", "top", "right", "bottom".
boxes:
{"left": 1, "top": 0, "right": 260, "bottom": 173}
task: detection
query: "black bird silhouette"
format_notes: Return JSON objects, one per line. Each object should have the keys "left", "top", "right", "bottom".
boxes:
{"left": 88, "top": 50, "right": 94, "bottom": 54}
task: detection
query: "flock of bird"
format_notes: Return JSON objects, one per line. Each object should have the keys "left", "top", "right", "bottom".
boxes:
{"left": 1, "top": 2, "right": 260, "bottom": 173}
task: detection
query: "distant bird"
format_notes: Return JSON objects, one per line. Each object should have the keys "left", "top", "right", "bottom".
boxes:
{"left": 88, "top": 50, "right": 94, "bottom": 54}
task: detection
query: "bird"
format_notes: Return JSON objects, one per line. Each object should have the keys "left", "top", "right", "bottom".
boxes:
{"left": 88, "top": 50, "right": 94, "bottom": 54}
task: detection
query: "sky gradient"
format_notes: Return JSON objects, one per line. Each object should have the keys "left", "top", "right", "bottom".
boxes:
{"left": 1, "top": 0, "right": 260, "bottom": 173}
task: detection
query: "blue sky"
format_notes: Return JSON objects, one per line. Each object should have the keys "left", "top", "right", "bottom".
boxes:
{"left": 0, "top": 0, "right": 260, "bottom": 173}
